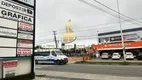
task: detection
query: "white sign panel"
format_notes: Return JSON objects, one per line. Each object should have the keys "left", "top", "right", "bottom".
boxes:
{"left": 18, "top": 22, "right": 33, "bottom": 31}
{"left": 0, "top": 0, "right": 34, "bottom": 16}
{"left": 0, "top": 18, "right": 17, "bottom": 29}
{"left": 0, "top": 28, "right": 17, "bottom": 37}
{"left": 3, "top": 60, "right": 18, "bottom": 78}
{"left": 18, "top": 40, "right": 33, "bottom": 48}
{"left": 18, "top": 0, "right": 34, "bottom": 6}
{"left": 0, "top": 48, "right": 16, "bottom": 57}
{"left": 0, "top": 38, "right": 16, "bottom": 47}
{"left": 0, "top": 8, "right": 33, "bottom": 24}
{"left": 123, "top": 34, "right": 138, "bottom": 41}
{"left": 18, "top": 31, "right": 33, "bottom": 40}
{"left": 17, "top": 48, "right": 32, "bottom": 56}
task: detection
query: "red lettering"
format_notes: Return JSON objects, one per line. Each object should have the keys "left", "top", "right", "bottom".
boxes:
{"left": 19, "top": 23, "right": 32, "bottom": 31}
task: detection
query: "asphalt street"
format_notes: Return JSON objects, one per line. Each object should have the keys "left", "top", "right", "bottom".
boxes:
{"left": 35, "top": 63, "right": 142, "bottom": 77}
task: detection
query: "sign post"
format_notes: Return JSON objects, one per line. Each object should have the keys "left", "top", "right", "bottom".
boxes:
{"left": 0, "top": 0, "right": 35, "bottom": 79}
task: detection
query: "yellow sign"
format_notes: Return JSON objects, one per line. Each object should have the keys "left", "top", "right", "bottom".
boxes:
{"left": 63, "top": 19, "right": 75, "bottom": 43}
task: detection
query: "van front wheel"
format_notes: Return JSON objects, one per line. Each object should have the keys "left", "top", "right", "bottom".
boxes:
{"left": 56, "top": 60, "right": 61, "bottom": 65}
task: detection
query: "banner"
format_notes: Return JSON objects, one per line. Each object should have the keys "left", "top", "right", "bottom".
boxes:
{"left": 94, "top": 41, "right": 142, "bottom": 50}
{"left": 18, "top": 40, "right": 33, "bottom": 48}
{"left": 18, "top": 22, "right": 33, "bottom": 31}
{"left": 17, "top": 48, "right": 32, "bottom": 56}
{"left": 3, "top": 60, "right": 18, "bottom": 78}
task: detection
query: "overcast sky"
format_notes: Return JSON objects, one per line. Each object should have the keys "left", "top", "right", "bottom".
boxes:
{"left": 35, "top": 0, "right": 142, "bottom": 46}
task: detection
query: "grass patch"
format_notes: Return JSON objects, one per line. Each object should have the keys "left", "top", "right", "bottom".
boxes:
{"left": 75, "top": 61, "right": 142, "bottom": 65}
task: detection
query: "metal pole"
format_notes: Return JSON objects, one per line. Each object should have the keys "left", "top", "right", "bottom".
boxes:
{"left": 116, "top": 0, "right": 126, "bottom": 62}
{"left": 53, "top": 31, "right": 58, "bottom": 48}
{"left": 97, "top": 31, "right": 99, "bottom": 44}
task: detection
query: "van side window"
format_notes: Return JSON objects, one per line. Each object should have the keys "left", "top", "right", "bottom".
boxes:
{"left": 35, "top": 52, "right": 50, "bottom": 56}
{"left": 52, "top": 51, "right": 57, "bottom": 56}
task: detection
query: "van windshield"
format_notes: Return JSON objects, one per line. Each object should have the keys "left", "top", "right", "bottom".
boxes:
{"left": 55, "top": 51, "right": 64, "bottom": 55}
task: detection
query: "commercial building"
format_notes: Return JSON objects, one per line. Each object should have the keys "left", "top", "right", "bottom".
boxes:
{"left": 93, "top": 27, "right": 142, "bottom": 56}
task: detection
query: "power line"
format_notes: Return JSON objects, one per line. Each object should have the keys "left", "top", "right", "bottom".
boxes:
{"left": 36, "top": 17, "right": 142, "bottom": 37}
{"left": 36, "top": 40, "right": 54, "bottom": 44}
{"left": 93, "top": 0, "right": 142, "bottom": 24}
{"left": 79, "top": 0, "right": 142, "bottom": 26}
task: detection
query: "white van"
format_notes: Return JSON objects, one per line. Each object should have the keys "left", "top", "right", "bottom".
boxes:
{"left": 35, "top": 49, "right": 68, "bottom": 65}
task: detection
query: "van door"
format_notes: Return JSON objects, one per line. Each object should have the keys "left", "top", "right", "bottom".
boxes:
{"left": 50, "top": 51, "right": 57, "bottom": 63}
{"left": 35, "top": 52, "right": 44, "bottom": 61}
{"left": 35, "top": 52, "right": 51, "bottom": 63}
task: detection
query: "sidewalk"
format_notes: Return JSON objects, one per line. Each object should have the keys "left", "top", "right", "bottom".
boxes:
{"left": 34, "top": 70, "right": 142, "bottom": 80}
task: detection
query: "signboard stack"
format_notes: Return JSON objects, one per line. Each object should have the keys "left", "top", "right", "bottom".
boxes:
{"left": 0, "top": 0, "right": 35, "bottom": 79}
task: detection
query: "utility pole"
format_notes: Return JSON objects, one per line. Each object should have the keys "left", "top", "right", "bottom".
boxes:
{"left": 116, "top": 0, "right": 126, "bottom": 62}
{"left": 53, "top": 31, "right": 58, "bottom": 48}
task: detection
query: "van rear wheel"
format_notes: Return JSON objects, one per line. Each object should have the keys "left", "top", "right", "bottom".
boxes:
{"left": 56, "top": 60, "right": 61, "bottom": 65}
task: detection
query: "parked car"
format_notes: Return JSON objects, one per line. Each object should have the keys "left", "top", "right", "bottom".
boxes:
{"left": 101, "top": 53, "right": 109, "bottom": 59}
{"left": 137, "top": 54, "right": 142, "bottom": 60}
{"left": 112, "top": 53, "right": 121, "bottom": 60}
{"left": 125, "top": 52, "right": 134, "bottom": 60}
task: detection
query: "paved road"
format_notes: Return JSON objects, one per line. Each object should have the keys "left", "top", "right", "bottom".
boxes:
{"left": 36, "top": 64, "right": 142, "bottom": 77}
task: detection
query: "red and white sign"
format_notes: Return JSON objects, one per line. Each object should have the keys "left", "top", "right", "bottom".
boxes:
{"left": 3, "top": 60, "right": 18, "bottom": 78}
{"left": 94, "top": 41, "right": 142, "bottom": 50}
{"left": 19, "top": 22, "right": 33, "bottom": 31}
{"left": 17, "top": 48, "right": 32, "bottom": 56}
{"left": 18, "top": 40, "right": 33, "bottom": 48}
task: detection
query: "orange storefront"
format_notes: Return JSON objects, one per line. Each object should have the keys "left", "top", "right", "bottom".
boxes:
{"left": 93, "top": 41, "right": 142, "bottom": 50}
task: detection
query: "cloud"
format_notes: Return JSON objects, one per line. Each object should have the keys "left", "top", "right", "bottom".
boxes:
{"left": 35, "top": 0, "right": 142, "bottom": 45}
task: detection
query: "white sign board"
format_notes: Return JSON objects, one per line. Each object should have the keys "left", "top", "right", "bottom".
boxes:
{"left": 18, "top": 31, "right": 33, "bottom": 40}
{"left": 0, "top": 0, "right": 34, "bottom": 16}
{"left": 0, "top": 8, "right": 33, "bottom": 24}
{"left": 0, "top": 28, "right": 17, "bottom": 37}
{"left": 18, "top": 0, "right": 34, "bottom": 6}
{"left": 0, "top": 18, "right": 17, "bottom": 29}
{"left": 0, "top": 48, "right": 16, "bottom": 57}
{"left": 0, "top": 0, "right": 34, "bottom": 58}
{"left": 0, "top": 38, "right": 16, "bottom": 47}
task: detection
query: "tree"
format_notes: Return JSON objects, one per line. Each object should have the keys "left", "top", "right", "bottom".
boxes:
{"left": 35, "top": 45, "right": 42, "bottom": 50}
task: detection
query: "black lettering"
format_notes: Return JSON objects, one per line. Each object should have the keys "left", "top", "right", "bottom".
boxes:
{"left": 18, "top": 14, "right": 21, "bottom": 19}
{"left": 1, "top": 10, "right": 7, "bottom": 15}
{"left": 24, "top": 17, "right": 27, "bottom": 21}
{"left": 13, "top": 13, "right": 17, "bottom": 18}
{"left": 1, "top": 1, "right": 5, "bottom": 5}
{"left": 8, "top": 12, "right": 12, "bottom": 17}
{"left": 23, "top": 8, "right": 27, "bottom": 12}
{"left": 21, "top": 15, "right": 24, "bottom": 20}
{"left": 1, "top": 10, "right": 32, "bottom": 23}
{"left": 28, "top": 18, "right": 32, "bottom": 22}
